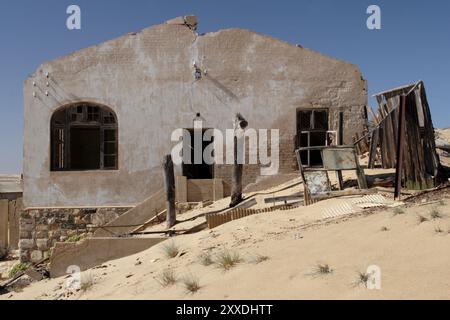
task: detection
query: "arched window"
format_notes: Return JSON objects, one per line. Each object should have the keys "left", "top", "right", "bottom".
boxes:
{"left": 51, "top": 103, "right": 118, "bottom": 171}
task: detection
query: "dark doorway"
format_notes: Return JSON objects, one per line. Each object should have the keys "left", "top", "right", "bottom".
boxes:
{"left": 182, "top": 129, "right": 214, "bottom": 179}
{"left": 296, "top": 109, "right": 329, "bottom": 167}
{"left": 70, "top": 127, "right": 101, "bottom": 170}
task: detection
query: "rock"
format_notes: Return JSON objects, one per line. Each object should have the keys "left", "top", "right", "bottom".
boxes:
{"left": 31, "top": 250, "right": 43, "bottom": 262}
{"left": 184, "top": 15, "right": 198, "bottom": 30}
{"left": 36, "top": 239, "right": 49, "bottom": 251}
{"left": 19, "top": 239, "right": 34, "bottom": 250}
{"left": 21, "top": 223, "right": 34, "bottom": 232}
{"left": 35, "top": 231, "right": 49, "bottom": 239}
{"left": 165, "top": 15, "right": 198, "bottom": 30}
{"left": 36, "top": 225, "right": 49, "bottom": 232}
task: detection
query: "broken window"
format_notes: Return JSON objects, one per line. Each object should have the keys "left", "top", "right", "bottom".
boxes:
{"left": 51, "top": 104, "right": 118, "bottom": 171}
{"left": 296, "top": 108, "right": 329, "bottom": 167}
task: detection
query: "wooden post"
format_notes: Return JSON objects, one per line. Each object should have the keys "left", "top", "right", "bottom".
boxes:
{"left": 163, "top": 155, "right": 176, "bottom": 229}
{"left": 230, "top": 113, "right": 248, "bottom": 208}
{"left": 336, "top": 111, "right": 344, "bottom": 190}
{"left": 394, "top": 95, "right": 407, "bottom": 200}
{"left": 0, "top": 200, "right": 8, "bottom": 258}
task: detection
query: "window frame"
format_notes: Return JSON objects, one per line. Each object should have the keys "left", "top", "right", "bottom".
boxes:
{"left": 50, "top": 103, "right": 118, "bottom": 172}
{"left": 296, "top": 108, "right": 329, "bottom": 168}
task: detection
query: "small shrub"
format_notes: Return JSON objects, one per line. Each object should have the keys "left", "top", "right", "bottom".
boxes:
{"left": 312, "top": 263, "right": 333, "bottom": 276}
{"left": 356, "top": 272, "right": 370, "bottom": 288}
{"left": 80, "top": 273, "right": 94, "bottom": 291}
{"left": 434, "top": 226, "right": 444, "bottom": 234}
{"left": 198, "top": 252, "right": 214, "bottom": 266}
{"left": 250, "top": 254, "right": 270, "bottom": 264}
{"left": 418, "top": 215, "right": 429, "bottom": 224}
{"left": 215, "top": 250, "right": 242, "bottom": 271}
{"left": 8, "top": 263, "right": 30, "bottom": 278}
{"left": 182, "top": 275, "right": 201, "bottom": 294}
{"left": 161, "top": 241, "right": 180, "bottom": 259}
{"left": 430, "top": 209, "right": 443, "bottom": 220}
{"left": 392, "top": 208, "right": 405, "bottom": 216}
{"left": 66, "top": 234, "right": 82, "bottom": 243}
{"left": 156, "top": 269, "right": 177, "bottom": 287}
{"left": 380, "top": 226, "right": 389, "bottom": 232}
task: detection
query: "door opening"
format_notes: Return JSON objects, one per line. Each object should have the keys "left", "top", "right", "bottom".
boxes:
{"left": 182, "top": 129, "right": 214, "bottom": 179}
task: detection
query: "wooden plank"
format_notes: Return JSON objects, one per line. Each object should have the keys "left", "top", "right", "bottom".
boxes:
{"left": 264, "top": 194, "right": 303, "bottom": 204}
{"left": 394, "top": 95, "right": 407, "bottom": 199}
{"left": 0, "top": 200, "right": 9, "bottom": 252}
{"left": 336, "top": 112, "right": 344, "bottom": 190}
{"left": 367, "top": 106, "right": 379, "bottom": 126}
{"left": 311, "top": 188, "right": 377, "bottom": 201}
{"left": 368, "top": 128, "right": 379, "bottom": 169}
{"left": 383, "top": 111, "right": 396, "bottom": 168}
{"left": 354, "top": 149, "right": 368, "bottom": 189}
{"left": 163, "top": 155, "right": 176, "bottom": 229}
{"left": 8, "top": 199, "right": 21, "bottom": 250}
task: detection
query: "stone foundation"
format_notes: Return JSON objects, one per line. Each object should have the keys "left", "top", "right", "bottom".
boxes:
{"left": 19, "top": 207, "right": 131, "bottom": 263}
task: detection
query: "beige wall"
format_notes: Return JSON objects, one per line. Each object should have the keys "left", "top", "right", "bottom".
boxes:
{"left": 23, "top": 18, "right": 367, "bottom": 208}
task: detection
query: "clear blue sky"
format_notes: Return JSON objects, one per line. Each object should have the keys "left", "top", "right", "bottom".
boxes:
{"left": 0, "top": 0, "right": 449, "bottom": 173}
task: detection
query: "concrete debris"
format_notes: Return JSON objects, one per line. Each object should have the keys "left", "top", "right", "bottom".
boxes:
{"left": 166, "top": 15, "right": 198, "bottom": 30}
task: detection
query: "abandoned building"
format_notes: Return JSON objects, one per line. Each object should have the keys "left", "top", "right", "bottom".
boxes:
{"left": 20, "top": 16, "right": 368, "bottom": 262}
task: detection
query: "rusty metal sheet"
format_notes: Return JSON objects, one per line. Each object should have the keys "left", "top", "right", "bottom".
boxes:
{"left": 322, "top": 148, "right": 357, "bottom": 170}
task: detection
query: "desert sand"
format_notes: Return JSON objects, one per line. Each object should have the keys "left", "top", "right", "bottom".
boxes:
{"left": 2, "top": 186, "right": 449, "bottom": 300}
{"left": 2, "top": 132, "right": 450, "bottom": 301}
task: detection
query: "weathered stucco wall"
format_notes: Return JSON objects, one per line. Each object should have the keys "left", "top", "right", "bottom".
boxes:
{"left": 23, "top": 18, "right": 367, "bottom": 208}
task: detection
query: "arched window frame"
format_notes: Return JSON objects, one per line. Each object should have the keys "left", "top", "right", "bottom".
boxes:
{"left": 50, "top": 103, "right": 118, "bottom": 171}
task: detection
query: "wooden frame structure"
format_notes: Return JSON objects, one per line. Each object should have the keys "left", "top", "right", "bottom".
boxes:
{"left": 295, "top": 146, "right": 367, "bottom": 205}
{"left": 369, "top": 81, "right": 446, "bottom": 198}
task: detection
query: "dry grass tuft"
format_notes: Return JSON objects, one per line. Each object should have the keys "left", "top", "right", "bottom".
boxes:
{"left": 156, "top": 269, "right": 177, "bottom": 287}
{"left": 198, "top": 252, "right": 214, "bottom": 266}
{"left": 418, "top": 215, "right": 429, "bottom": 224}
{"left": 215, "top": 250, "right": 242, "bottom": 271}
{"left": 80, "top": 273, "right": 94, "bottom": 292}
{"left": 430, "top": 209, "right": 443, "bottom": 220}
{"left": 392, "top": 208, "right": 405, "bottom": 216}
{"left": 355, "top": 271, "right": 370, "bottom": 288}
{"left": 250, "top": 254, "right": 270, "bottom": 264}
{"left": 182, "top": 275, "right": 201, "bottom": 294}
{"left": 434, "top": 226, "right": 444, "bottom": 234}
{"left": 310, "top": 263, "right": 333, "bottom": 277}
{"left": 161, "top": 241, "right": 180, "bottom": 259}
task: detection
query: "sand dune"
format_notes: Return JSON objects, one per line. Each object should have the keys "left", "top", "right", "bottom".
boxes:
{"left": 3, "top": 185, "right": 449, "bottom": 300}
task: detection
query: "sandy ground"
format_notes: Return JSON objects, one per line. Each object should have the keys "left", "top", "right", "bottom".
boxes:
{"left": 2, "top": 133, "right": 450, "bottom": 300}
{"left": 2, "top": 188, "right": 449, "bottom": 300}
